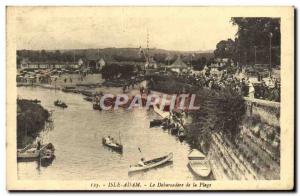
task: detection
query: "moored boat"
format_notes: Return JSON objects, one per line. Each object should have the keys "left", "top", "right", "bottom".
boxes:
{"left": 102, "top": 137, "right": 123, "bottom": 153}
{"left": 93, "top": 103, "right": 102, "bottom": 110}
{"left": 129, "top": 152, "right": 173, "bottom": 173}
{"left": 149, "top": 119, "right": 163, "bottom": 128}
{"left": 92, "top": 96, "right": 102, "bottom": 110}
{"left": 29, "top": 99, "right": 41, "bottom": 104}
{"left": 188, "top": 149, "right": 211, "bottom": 178}
{"left": 17, "top": 144, "right": 40, "bottom": 160}
{"left": 83, "top": 96, "right": 94, "bottom": 102}
{"left": 17, "top": 143, "right": 55, "bottom": 161}
{"left": 40, "top": 148, "right": 55, "bottom": 163}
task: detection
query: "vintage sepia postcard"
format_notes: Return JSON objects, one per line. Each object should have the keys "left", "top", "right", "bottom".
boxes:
{"left": 6, "top": 6, "right": 294, "bottom": 191}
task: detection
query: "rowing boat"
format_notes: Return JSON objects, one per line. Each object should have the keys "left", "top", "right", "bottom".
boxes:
{"left": 54, "top": 100, "right": 68, "bottom": 108}
{"left": 129, "top": 153, "right": 173, "bottom": 173}
{"left": 149, "top": 119, "right": 163, "bottom": 128}
{"left": 188, "top": 149, "right": 211, "bottom": 178}
{"left": 17, "top": 145, "right": 40, "bottom": 160}
{"left": 17, "top": 143, "right": 55, "bottom": 161}
{"left": 102, "top": 137, "right": 123, "bottom": 153}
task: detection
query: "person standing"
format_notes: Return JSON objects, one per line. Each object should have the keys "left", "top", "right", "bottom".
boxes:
{"left": 248, "top": 81, "right": 255, "bottom": 99}
{"left": 36, "top": 136, "right": 42, "bottom": 150}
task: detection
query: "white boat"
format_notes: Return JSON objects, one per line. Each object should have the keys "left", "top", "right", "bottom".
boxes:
{"left": 17, "top": 144, "right": 40, "bottom": 159}
{"left": 129, "top": 153, "right": 173, "bottom": 173}
{"left": 17, "top": 143, "right": 55, "bottom": 161}
{"left": 188, "top": 149, "right": 211, "bottom": 178}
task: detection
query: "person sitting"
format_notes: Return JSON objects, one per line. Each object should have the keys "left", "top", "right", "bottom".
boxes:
{"left": 138, "top": 158, "right": 145, "bottom": 167}
{"left": 106, "top": 136, "right": 112, "bottom": 144}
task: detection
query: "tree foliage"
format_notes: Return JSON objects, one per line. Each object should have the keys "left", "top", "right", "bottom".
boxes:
{"left": 214, "top": 17, "right": 280, "bottom": 66}
{"left": 214, "top": 39, "right": 236, "bottom": 60}
{"left": 186, "top": 88, "right": 246, "bottom": 150}
{"left": 232, "top": 17, "right": 280, "bottom": 65}
{"left": 101, "top": 64, "right": 136, "bottom": 80}
{"left": 17, "top": 99, "right": 50, "bottom": 148}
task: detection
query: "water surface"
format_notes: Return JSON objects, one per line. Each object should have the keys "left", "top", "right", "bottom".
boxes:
{"left": 17, "top": 87, "right": 198, "bottom": 181}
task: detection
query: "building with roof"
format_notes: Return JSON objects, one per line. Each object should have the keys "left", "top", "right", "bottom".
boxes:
{"left": 169, "top": 56, "right": 188, "bottom": 73}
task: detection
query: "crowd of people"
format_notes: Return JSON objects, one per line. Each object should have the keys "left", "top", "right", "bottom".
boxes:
{"left": 164, "top": 69, "right": 280, "bottom": 102}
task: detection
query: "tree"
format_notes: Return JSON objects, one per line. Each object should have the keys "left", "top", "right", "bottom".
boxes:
{"left": 40, "top": 50, "right": 47, "bottom": 61}
{"left": 230, "top": 17, "right": 280, "bottom": 66}
{"left": 201, "top": 57, "right": 207, "bottom": 65}
{"left": 153, "top": 53, "right": 167, "bottom": 63}
{"left": 54, "top": 50, "right": 61, "bottom": 62}
{"left": 214, "top": 39, "right": 236, "bottom": 61}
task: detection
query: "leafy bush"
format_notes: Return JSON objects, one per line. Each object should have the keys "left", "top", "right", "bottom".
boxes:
{"left": 186, "top": 87, "right": 246, "bottom": 149}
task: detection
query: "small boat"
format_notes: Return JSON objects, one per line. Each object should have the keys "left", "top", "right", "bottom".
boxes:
{"left": 62, "top": 86, "right": 77, "bottom": 93}
{"left": 129, "top": 153, "right": 173, "bottom": 173}
{"left": 93, "top": 103, "right": 102, "bottom": 110}
{"left": 102, "top": 137, "right": 123, "bottom": 153}
{"left": 54, "top": 100, "right": 68, "bottom": 108}
{"left": 83, "top": 96, "right": 93, "bottom": 102}
{"left": 188, "top": 149, "right": 211, "bottom": 178}
{"left": 17, "top": 143, "right": 55, "bottom": 161}
{"left": 149, "top": 119, "right": 163, "bottom": 128}
{"left": 17, "top": 144, "right": 40, "bottom": 160}
{"left": 92, "top": 96, "right": 102, "bottom": 110}
{"left": 29, "top": 99, "right": 41, "bottom": 104}
{"left": 40, "top": 148, "right": 55, "bottom": 165}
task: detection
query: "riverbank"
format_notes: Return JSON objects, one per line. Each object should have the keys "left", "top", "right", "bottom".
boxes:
{"left": 17, "top": 99, "right": 50, "bottom": 148}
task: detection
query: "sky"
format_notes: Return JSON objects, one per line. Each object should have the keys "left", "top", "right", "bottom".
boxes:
{"left": 14, "top": 7, "right": 238, "bottom": 51}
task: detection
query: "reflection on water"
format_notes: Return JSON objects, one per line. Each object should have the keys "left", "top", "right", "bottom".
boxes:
{"left": 17, "top": 86, "right": 198, "bottom": 181}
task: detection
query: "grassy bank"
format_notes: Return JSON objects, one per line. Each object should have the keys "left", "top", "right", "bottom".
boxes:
{"left": 17, "top": 99, "right": 50, "bottom": 148}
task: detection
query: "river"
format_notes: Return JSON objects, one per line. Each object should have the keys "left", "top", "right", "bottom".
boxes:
{"left": 17, "top": 86, "right": 200, "bottom": 181}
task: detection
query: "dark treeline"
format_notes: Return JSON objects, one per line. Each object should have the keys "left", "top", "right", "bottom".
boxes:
{"left": 101, "top": 63, "right": 142, "bottom": 80}
{"left": 214, "top": 17, "right": 280, "bottom": 66}
{"left": 17, "top": 48, "right": 214, "bottom": 69}
{"left": 17, "top": 50, "right": 85, "bottom": 64}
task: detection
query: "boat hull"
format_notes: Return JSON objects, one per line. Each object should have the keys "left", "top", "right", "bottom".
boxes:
{"left": 17, "top": 152, "right": 40, "bottom": 160}
{"left": 188, "top": 161, "right": 211, "bottom": 178}
{"left": 129, "top": 153, "right": 173, "bottom": 173}
{"left": 54, "top": 101, "right": 68, "bottom": 108}
{"left": 54, "top": 104, "right": 67, "bottom": 108}
{"left": 150, "top": 119, "right": 163, "bottom": 128}
{"left": 17, "top": 143, "right": 55, "bottom": 161}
